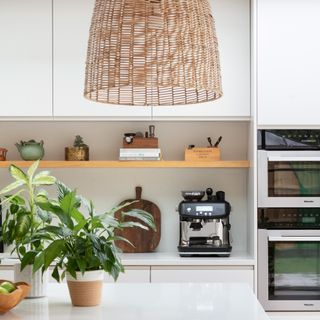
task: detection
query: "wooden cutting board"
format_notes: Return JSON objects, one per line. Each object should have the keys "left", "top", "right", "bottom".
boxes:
{"left": 115, "top": 186, "right": 161, "bottom": 253}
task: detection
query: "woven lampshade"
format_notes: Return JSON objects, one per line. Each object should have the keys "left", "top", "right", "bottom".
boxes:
{"left": 84, "top": 0, "right": 222, "bottom": 106}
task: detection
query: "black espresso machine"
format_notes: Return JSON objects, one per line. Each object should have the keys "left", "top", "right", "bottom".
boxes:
{"left": 178, "top": 188, "right": 232, "bottom": 257}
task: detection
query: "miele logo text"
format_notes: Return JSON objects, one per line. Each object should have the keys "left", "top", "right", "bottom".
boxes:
{"left": 304, "top": 304, "right": 314, "bottom": 306}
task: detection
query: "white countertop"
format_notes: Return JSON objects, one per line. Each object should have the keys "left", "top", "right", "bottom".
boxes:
{"left": 0, "top": 251, "right": 254, "bottom": 267}
{"left": 1, "top": 283, "right": 269, "bottom": 320}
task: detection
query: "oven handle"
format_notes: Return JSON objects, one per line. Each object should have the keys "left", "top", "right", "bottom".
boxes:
{"left": 268, "top": 156, "right": 320, "bottom": 162}
{"left": 269, "top": 236, "right": 320, "bottom": 242}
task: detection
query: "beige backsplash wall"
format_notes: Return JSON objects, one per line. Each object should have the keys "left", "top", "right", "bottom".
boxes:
{"left": 0, "top": 121, "right": 249, "bottom": 253}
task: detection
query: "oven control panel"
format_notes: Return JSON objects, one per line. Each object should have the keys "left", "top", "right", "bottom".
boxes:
{"left": 258, "top": 129, "right": 320, "bottom": 150}
{"left": 258, "top": 208, "right": 320, "bottom": 229}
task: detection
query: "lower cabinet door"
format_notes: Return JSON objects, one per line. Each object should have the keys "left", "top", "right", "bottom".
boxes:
{"left": 151, "top": 266, "right": 254, "bottom": 288}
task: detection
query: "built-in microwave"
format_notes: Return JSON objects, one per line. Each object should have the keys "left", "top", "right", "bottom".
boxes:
{"left": 258, "top": 130, "right": 320, "bottom": 208}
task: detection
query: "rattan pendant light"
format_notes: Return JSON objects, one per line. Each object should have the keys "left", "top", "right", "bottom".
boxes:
{"left": 84, "top": 0, "right": 222, "bottom": 106}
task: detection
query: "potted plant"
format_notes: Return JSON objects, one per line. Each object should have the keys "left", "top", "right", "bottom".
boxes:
{"left": 0, "top": 161, "right": 56, "bottom": 298}
{"left": 31, "top": 182, "right": 156, "bottom": 306}
{"left": 65, "top": 135, "right": 89, "bottom": 161}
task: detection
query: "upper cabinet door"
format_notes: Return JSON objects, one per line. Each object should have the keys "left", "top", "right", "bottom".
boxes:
{"left": 53, "top": 0, "right": 151, "bottom": 119}
{"left": 0, "top": 0, "right": 52, "bottom": 118}
{"left": 257, "top": 0, "right": 320, "bottom": 126}
{"left": 152, "top": 0, "right": 251, "bottom": 120}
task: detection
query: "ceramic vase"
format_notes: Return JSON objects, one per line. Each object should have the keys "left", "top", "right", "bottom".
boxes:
{"left": 14, "top": 263, "right": 48, "bottom": 298}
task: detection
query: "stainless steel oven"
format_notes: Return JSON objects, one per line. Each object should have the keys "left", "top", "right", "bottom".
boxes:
{"left": 258, "top": 208, "right": 320, "bottom": 311}
{"left": 258, "top": 150, "right": 320, "bottom": 207}
{"left": 258, "top": 130, "right": 320, "bottom": 208}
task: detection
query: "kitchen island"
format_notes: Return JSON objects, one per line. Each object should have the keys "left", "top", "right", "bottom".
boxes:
{"left": 1, "top": 283, "right": 269, "bottom": 320}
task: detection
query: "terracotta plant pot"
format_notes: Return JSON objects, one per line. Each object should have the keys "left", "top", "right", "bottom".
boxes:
{"left": 66, "top": 270, "right": 104, "bottom": 307}
{"left": 0, "top": 280, "right": 30, "bottom": 313}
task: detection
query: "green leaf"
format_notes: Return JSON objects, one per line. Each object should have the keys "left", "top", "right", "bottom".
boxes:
{"left": 32, "top": 175, "right": 56, "bottom": 186}
{"left": 19, "top": 245, "right": 26, "bottom": 256}
{"left": 33, "top": 251, "right": 45, "bottom": 273}
{"left": 76, "top": 259, "right": 87, "bottom": 274}
{"left": 57, "top": 182, "right": 72, "bottom": 202}
{"left": 37, "top": 202, "right": 74, "bottom": 229}
{"left": 35, "top": 194, "right": 49, "bottom": 204}
{"left": 15, "top": 213, "right": 32, "bottom": 239}
{"left": 37, "top": 209, "right": 52, "bottom": 223}
{"left": 41, "top": 226, "right": 72, "bottom": 238}
{"left": 70, "top": 208, "right": 86, "bottom": 224}
{"left": 118, "top": 221, "right": 149, "bottom": 230}
{"left": 44, "top": 239, "right": 65, "bottom": 269}
{"left": 21, "top": 251, "right": 37, "bottom": 270}
{"left": 122, "top": 209, "right": 156, "bottom": 231}
{"left": 107, "top": 201, "right": 137, "bottom": 217}
{"left": 66, "top": 265, "right": 77, "bottom": 280}
{"left": 10, "top": 203, "right": 19, "bottom": 214}
{"left": 51, "top": 265, "right": 60, "bottom": 283}
{"left": 9, "top": 165, "right": 28, "bottom": 183}
{"left": 111, "top": 235, "right": 134, "bottom": 247}
{"left": 34, "top": 170, "right": 51, "bottom": 179}
{"left": 60, "top": 191, "right": 78, "bottom": 215}
{"left": 27, "top": 160, "right": 40, "bottom": 181}
{"left": 10, "top": 195, "right": 25, "bottom": 205}
{"left": 0, "top": 180, "right": 24, "bottom": 195}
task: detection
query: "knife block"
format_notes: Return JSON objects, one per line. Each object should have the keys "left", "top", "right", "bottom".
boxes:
{"left": 184, "top": 147, "right": 221, "bottom": 161}
{"left": 123, "top": 137, "right": 158, "bottom": 148}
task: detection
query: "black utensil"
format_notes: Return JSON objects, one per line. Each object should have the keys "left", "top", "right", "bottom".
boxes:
{"left": 207, "top": 137, "right": 213, "bottom": 147}
{"left": 214, "top": 136, "right": 222, "bottom": 148}
{"left": 149, "top": 125, "right": 155, "bottom": 138}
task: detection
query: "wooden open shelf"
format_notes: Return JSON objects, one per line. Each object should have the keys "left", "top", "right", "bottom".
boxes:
{"left": 0, "top": 160, "right": 250, "bottom": 169}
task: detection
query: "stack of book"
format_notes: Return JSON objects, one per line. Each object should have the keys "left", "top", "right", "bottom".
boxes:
{"left": 119, "top": 148, "right": 161, "bottom": 161}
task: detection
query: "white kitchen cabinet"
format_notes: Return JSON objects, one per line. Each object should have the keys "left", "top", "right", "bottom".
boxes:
{"left": 0, "top": 269, "right": 14, "bottom": 281}
{"left": 53, "top": 0, "right": 151, "bottom": 120}
{"left": 104, "top": 266, "right": 150, "bottom": 283}
{"left": 151, "top": 266, "right": 254, "bottom": 289}
{"left": 152, "top": 0, "right": 251, "bottom": 120}
{"left": 0, "top": 0, "right": 52, "bottom": 118}
{"left": 257, "top": 0, "right": 320, "bottom": 126}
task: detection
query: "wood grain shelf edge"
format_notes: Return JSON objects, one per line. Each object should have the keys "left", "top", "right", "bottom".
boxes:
{"left": 0, "top": 160, "right": 250, "bottom": 168}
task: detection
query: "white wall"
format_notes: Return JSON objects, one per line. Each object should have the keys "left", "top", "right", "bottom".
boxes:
{"left": 0, "top": 121, "right": 249, "bottom": 253}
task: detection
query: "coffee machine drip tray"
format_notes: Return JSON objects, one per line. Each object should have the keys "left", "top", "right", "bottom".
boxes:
{"left": 178, "top": 244, "right": 232, "bottom": 257}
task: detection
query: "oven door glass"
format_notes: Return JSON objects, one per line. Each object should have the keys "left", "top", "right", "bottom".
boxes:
{"left": 268, "top": 161, "right": 320, "bottom": 197}
{"left": 269, "top": 240, "right": 320, "bottom": 300}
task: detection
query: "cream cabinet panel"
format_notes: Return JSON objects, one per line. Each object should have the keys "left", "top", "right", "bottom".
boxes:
{"left": 0, "top": 0, "right": 52, "bottom": 118}
{"left": 104, "top": 267, "right": 150, "bottom": 283}
{"left": 257, "top": 0, "right": 320, "bottom": 126}
{"left": 53, "top": 0, "right": 151, "bottom": 119}
{"left": 151, "top": 266, "right": 254, "bottom": 289}
{"left": 152, "top": 0, "right": 251, "bottom": 120}
{"left": 0, "top": 269, "right": 14, "bottom": 281}
{"left": 47, "top": 266, "right": 150, "bottom": 283}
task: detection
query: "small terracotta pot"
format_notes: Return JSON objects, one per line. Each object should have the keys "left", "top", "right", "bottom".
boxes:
{"left": 66, "top": 270, "right": 104, "bottom": 307}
